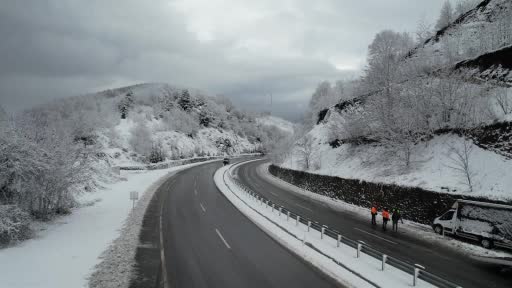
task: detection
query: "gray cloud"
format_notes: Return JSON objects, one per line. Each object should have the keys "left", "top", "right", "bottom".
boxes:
{"left": 0, "top": 0, "right": 446, "bottom": 119}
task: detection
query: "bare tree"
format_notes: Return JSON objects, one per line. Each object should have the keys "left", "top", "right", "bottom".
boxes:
{"left": 416, "top": 15, "right": 433, "bottom": 44}
{"left": 296, "top": 136, "right": 314, "bottom": 170}
{"left": 447, "top": 138, "right": 476, "bottom": 192}
{"left": 494, "top": 87, "right": 511, "bottom": 115}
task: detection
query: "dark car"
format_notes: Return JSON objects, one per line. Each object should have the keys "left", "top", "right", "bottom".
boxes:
{"left": 223, "top": 157, "right": 230, "bottom": 165}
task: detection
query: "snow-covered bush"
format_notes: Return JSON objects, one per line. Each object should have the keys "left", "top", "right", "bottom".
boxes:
{"left": 161, "top": 107, "right": 200, "bottom": 136}
{"left": 129, "top": 119, "right": 153, "bottom": 157}
{"left": 0, "top": 205, "right": 31, "bottom": 245}
{"left": 1, "top": 101, "right": 100, "bottom": 220}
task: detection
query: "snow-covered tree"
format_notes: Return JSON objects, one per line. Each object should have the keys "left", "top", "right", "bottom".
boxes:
{"left": 307, "top": 81, "right": 339, "bottom": 125}
{"left": 178, "top": 89, "right": 193, "bottom": 112}
{"left": 148, "top": 141, "right": 165, "bottom": 163}
{"left": 118, "top": 91, "right": 134, "bottom": 119}
{"left": 416, "top": 16, "right": 433, "bottom": 44}
{"left": 364, "top": 30, "right": 414, "bottom": 97}
{"left": 435, "top": 0, "right": 455, "bottom": 31}
{"left": 455, "top": 0, "right": 480, "bottom": 17}
{"left": 296, "top": 136, "right": 314, "bottom": 170}
{"left": 447, "top": 138, "right": 476, "bottom": 192}
{"left": 129, "top": 119, "right": 153, "bottom": 157}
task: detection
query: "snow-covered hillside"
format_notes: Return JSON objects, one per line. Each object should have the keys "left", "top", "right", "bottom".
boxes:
{"left": 256, "top": 115, "right": 295, "bottom": 135}
{"left": 101, "top": 118, "right": 257, "bottom": 167}
{"left": 88, "top": 83, "right": 293, "bottom": 166}
{"left": 284, "top": 123, "right": 512, "bottom": 200}
{"left": 279, "top": 0, "right": 512, "bottom": 202}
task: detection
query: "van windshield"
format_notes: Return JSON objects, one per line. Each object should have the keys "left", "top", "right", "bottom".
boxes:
{"left": 440, "top": 210, "right": 455, "bottom": 221}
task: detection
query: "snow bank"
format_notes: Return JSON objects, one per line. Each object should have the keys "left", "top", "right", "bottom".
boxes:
{"left": 214, "top": 162, "right": 436, "bottom": 288}
{"left": 0, "top": 160, "right": 217, "bottom": 288}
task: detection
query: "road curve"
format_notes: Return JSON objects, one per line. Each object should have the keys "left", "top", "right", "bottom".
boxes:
{"left": 160, "top": 160, "right": 340, "bottom": 288}
{"left": 235, "top": 159, "right": 512, "bottom": 288}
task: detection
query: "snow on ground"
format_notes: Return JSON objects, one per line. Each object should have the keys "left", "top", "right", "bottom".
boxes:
{"left": 214, "top": 161, "right": 435, "bottom": 288}
{"left": 0, "top": 160, "right": 218, "bottom": 288}
{"left": 256, "top": 115, "right": 295, "bottom": 134}
{"left": 258, "top": 162, "right": 512, "bottom": 259}
{"left": 285, "top": 124, "right": 512, "bottom": 201}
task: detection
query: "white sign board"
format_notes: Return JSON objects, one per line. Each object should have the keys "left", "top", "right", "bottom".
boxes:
{"left": 130, "top": 191, "right": 139, "bottom": 200}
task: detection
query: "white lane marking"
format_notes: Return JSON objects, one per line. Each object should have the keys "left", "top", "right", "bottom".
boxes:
{"left": 268, "top": 191, "right": 278, "bottom": 197}
{"left": 354, "top": 228, "right": 398, "bottom": 245}
{"left": 200, "top": 203, "right": 206, "bottom": 213}
{"left": 295, "top": 203, "right": 313, "bottom": 212}
{"left": 215, "top": 228, "right": 231, "bottom": 249}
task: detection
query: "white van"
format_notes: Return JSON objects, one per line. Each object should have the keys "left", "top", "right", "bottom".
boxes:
{"left": 433, "top": 199, "right": 512, "bottom": 250}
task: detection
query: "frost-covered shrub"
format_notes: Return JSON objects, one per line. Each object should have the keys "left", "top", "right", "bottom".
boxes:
{"left": 0, "top": 205, "right": 32, "bottom": 245}
{"left": 148, "top": 142, "right": 165, "bottom": 163}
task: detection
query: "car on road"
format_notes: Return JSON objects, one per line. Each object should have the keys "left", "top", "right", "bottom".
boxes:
{"left": 223, "top": 157, "right": 230, "bottom": 165}
{"left": 433, "top": 199, "right": 512, "bottom": 250}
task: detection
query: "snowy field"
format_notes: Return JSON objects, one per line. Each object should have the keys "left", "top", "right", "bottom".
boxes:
{"left": 284, "top": 124, "right": 512, "bottom": 201}
{"left": 215, "top": 162, "right": 436, "bottom": 288}
{"left": 0, "top": 160, "right": 217, "bottom": 288}
{"left": 258, "top": 162, "right": 512, "bottom": 259}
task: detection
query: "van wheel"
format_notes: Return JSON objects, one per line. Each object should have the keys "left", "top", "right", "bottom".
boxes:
{"left": 481, "top": 238, "right": 493, "bottom": 249}
{"left": 434, "top": 225, "right": 443, "bottom": 235}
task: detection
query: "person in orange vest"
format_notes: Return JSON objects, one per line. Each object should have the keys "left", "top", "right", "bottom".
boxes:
{"left": 382, "top": 208, "right": 390, "bottom": 231}
{"left": 370, "top": 204, "right": 378, "bottom": 226}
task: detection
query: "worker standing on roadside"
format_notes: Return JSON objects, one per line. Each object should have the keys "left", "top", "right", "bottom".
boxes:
{"left": 371, "top": 204, "right": 378, "bottom": 226}
{"left": 382, "top": 208, "right": 390, "bottom": 231}
{"left": 392, "top": 209, "right": 404, "bottom": 232}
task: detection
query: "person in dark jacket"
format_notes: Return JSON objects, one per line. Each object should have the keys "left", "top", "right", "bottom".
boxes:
{"left": 382, "top": 208, "right": 390, "bottom": 231}
{"left": 392, "top": 209, "right": 404, "bottom": 232}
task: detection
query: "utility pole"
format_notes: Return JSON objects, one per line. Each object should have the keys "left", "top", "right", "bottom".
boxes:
{"left": 269, "top": 93, "right": 273, "bottom": 116}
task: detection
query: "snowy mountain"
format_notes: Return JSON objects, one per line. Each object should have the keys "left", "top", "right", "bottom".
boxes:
{"left": 279, "top": 0, "right": 512, "bottom": 201}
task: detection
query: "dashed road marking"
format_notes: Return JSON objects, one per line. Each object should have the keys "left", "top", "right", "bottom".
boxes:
{"left": 354, "top": 228, "right": 398, "bottom": 245}
{"left": 268, "top": 191, "right": 278, "bottom": 197}
{"left": 215, "top": 228, "right": 231, "bottom": 249}
{"left": 200, "top": 203, "right": 206, "bottom": 213}
{"left": 295, "top": 203, "right": 313, "bottom": 212}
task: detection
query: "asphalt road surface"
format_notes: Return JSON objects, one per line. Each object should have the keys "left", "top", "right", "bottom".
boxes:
{"left": 235, "top": 159, "right": 512, "bottom": 288}
{"left": 159, "top": 161, "right": 340, "bottom": 288}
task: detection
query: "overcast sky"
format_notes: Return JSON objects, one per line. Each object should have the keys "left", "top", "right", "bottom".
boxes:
{"left": 0, "top": 0, "right": 446, "bottom": 120}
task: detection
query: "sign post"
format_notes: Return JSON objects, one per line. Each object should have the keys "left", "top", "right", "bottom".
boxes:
{"left": 130, "top": 191, "right": 139, "bottom": 209}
